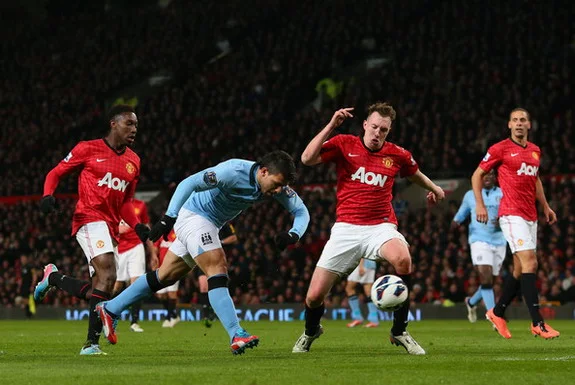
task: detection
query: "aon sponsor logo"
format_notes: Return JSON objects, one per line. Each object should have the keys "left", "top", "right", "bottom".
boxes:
{"left": 517, "top": 162, "right": 539, "bottom": 176}
{"left": 98, "top": 172, "right": 129, "bottom": 192}
{"left": 351, "top": 167, "right": 388, "bottom": 187}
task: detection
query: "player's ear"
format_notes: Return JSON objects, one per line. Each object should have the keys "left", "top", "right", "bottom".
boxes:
{"left": 260, "top": 166, "right": 269, "bottom": 177}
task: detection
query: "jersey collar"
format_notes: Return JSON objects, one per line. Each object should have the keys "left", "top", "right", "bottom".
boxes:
{"left": 358, "top": 133, "right": 386, "bottom": 153}
{"left": 102, "top": 138, "right": 127, "bottom": 155}
{"left": 508, "top": 137, "right": 528, "bottom": 149}
{"left": 249, "top": 162, "right": 261, "bottom": 191}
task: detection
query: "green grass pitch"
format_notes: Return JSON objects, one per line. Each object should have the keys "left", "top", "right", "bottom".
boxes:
{"left": 1, "top": 320, "right": 574, "bottom": 385}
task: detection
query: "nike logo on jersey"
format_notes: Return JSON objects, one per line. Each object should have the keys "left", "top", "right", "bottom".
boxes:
{"left": 510, "top": 153, "right": 519, "bottom": 157}
{"left": 96, "top": 158, "right": 107, "bottom": 162}
{"left": 348, "top": 153, "right": 360, "bottom": 157}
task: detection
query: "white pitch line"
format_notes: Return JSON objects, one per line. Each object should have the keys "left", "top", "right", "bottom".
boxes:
{"left": 494, "top": 356, "right": 575, "bottom": 361}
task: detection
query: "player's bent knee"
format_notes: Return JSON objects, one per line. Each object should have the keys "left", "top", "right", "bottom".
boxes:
{"left": 391, "top": 254, "right": 411, "bottom": 275}
{"left": 306, "top": 297, "right": 324, "bottom": 308}
{"left": 306, "top": 290, "right": 326, "bottom": 307}
{"left": 521, "top": 260, "right": 538, "bottom": 273}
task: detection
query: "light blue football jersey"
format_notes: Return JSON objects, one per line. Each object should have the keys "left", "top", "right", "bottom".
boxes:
{"left": 453, "top": 188, "right": 506, "bottom": 246}
{"left": 166, "top": 159, "right": 310, "bottom": 238}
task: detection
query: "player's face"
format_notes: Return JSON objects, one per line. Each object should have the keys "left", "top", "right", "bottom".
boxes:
{"left": 258, "top": 168, "right": 287, "bottom": 196}
{"left": 362, "top": 112, "right": 392, "bottom": 150}
{"left": 110, "top": 112, "right": 138, "bottom": 146}
{"left": 483, "top": 171, "right": 496, "bottom": 188}
{"left": 508, "top": 111, "right": 530, "bottom": 140}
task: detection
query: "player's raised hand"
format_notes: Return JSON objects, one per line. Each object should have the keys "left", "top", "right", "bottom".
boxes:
{"left": 476, "top": 204, "right": 488, "bottom": 224}
{"left": 544, "top": 206, "right": 557, "bottom": 225}
{"left": 329, "top": 108, "right": 354, "bottom": 129}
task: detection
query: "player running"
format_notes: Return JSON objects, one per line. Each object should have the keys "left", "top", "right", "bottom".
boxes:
{"left": 34, "top": 105, "right": 150, "bottom": 355}
{"left": 452, "top": 170, "right": 505, "bottom": 322}
{"left": 472, "top": 108, "right": 559, "bottom": 339}
{"left": 293, "top": 103, "right": 445, "bottom": 355}
{"left": 96, "top": 150, "right": 310, "bottom": 355}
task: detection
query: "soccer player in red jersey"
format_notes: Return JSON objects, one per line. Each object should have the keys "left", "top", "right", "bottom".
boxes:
{"left": 293, "top": 102, "right": 445, "bottom": 355}
{"left": 115, "top": 199, "right": 156, "bottom": 333}
{"left": 33, "top": 105, "right": 150, "bottom": 355}
{"left": 472, "top": 108, "right": 560, "bottom": 340}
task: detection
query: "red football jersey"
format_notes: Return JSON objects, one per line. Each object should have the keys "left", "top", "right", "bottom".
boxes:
{"left": 154, "top": 230, "right": 177, "bottom": 266}
{"left": 320, "top": 134, "right": 418, "bottom": 225}
{"left": 118, "top": 199, "right": 150, "bottom": 253}
{"left": 479, "top": 138, "right": 540, "bottom": 221}
{"left": 46, "top": 139, "right": 140, "bottom": 242}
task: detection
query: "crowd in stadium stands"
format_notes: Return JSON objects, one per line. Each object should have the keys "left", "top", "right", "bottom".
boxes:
{"left": 2, "top": 1, "right": 575, "bottom": 309}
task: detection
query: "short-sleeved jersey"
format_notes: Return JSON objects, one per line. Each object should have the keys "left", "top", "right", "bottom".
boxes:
{"left": 54, "top": 139, "right": 140, "bottom": 242}
{"left": 155, "top": 230, "right": 177, "bottom": 266}
{"left": 453, "top": 188, "right": 506, "bottom": 246}
{"left": 118, "top": 199, "right": 150, "bottom": 253}
{"left": 479, "top": 138, "right": 540, "bottom": 221}
{"left": 320, "top": 135, "right": 419, "bottom": 225}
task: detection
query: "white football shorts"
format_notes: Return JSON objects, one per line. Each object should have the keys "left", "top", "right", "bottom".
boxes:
{"left": 169, "top": 209, "right": 222, "bottom": 268}
{"left": 470, "top": 241, "right": 507, "bottom": 275}
{"left": 76, "top": 221, "right": 118, "bottom": 277}
{"left": 499, "top": 215, "right": 537, "bottom": 253}
{"left": 316, "top": 222, "right": 408, "bottom": 276}
{"left": 116, "top": 243, "right": 146, "bottom": 281}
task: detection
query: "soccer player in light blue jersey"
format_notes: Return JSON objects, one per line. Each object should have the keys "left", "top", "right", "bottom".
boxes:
{"left": 96, "top": 150, "right": 310, "bottom": 355}
{"left": 452, "top": 170, "right": 506, "bottom": 322}
{"left": 345, "top": 258, "right": 380, "bottom": 328}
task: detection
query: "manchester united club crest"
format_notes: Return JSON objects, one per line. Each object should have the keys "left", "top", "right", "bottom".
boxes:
{"left": 382, "top": 157, "right": 393, "bottom": 168}
{"left": 96, "top": 240, "right": 105, "bottom": 248}
{"left": 126, "top": 162, "right": 136, "bottom": 174}
{"left": 532, "top": 152, "right": 539, "bottom": 160}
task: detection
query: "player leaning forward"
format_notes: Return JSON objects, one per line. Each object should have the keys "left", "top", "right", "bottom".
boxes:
{"left": 97, "top": 150, "right": 310, "bottom": 355}
{"left": 293, "top": 103, "right": 445, "bottom": 355}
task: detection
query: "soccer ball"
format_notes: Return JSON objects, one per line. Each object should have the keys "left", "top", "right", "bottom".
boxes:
{"left": 371, "top": 275, "right": 408, "bottom": 311}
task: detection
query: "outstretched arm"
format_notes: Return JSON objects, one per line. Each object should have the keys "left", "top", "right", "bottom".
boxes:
{"left": 166, "top": 163, "right": 232, "bottom": 218}
{"left": 301, "top": 108, "right": 354, "bottom": 166}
